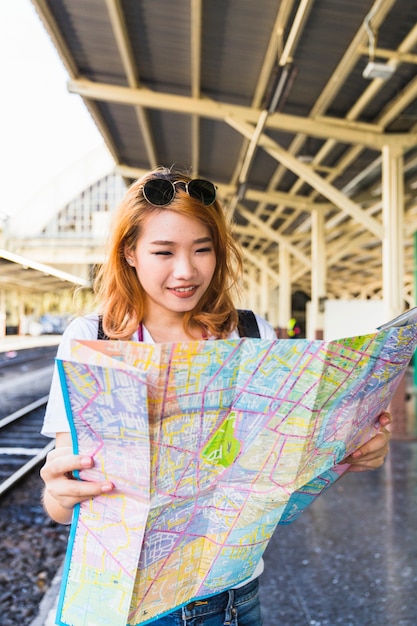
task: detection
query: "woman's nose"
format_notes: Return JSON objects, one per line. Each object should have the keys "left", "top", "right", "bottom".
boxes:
{"left": 172, "top": 255, "right": 196, "bottom": 278}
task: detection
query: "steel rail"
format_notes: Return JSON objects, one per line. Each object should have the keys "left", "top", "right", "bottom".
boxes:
{"left": 0, "top": 396, "right": 54, "bottom": 497}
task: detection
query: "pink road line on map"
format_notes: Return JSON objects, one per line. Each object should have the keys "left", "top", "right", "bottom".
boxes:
{"left": 261, "top": 334, "right": 383, "bottom": 436}
{"left": 134, "top": 427, "right": 303, "bottom": 608}
{"left": 313, "top": 334, "right": 390, "bottom": 432}
{"left": 130, "top": 504, "right": 208, "bottom": 616}
{"left": 152, "top": 341, "right": 245, "bottom": 499}
{"left": 196, "top": 476, "right": 282, "bottom": 589}
{"left": 70, "top": 365, "right": 105, "bottom": 458}
{"left": 324, "top": 334, "right": 383, "bottom": 362}
{"left": 230, "top": 340, "right": 284, "bottom": 408}
{"left": 255, "top": 343, "right": 324, "bottom": 430}
{"left": 150, "top": 344, "right": 204, "bottom": 503}
{"left": 131, "top": 420, "right": 264, "bottom": 612}
{"left": 136, "top": 334, "right": 403, "bottom": 606}
{"left": 78, "top": 516, "right": 139, "bottom": 579}
{"left": 321, "top": 337, "right": 395, "bottom": 396}
{"left": 195, "top": 341, "right": 247, "bottom": 492}
{"left": 184, "top": 529, "right": 269, "bottom": 550}
{"left": 75, "top": 366, "right": 149, "bottom": 463}
{"left": 189, "top": 340, "right": 281, "bottom": 493}
{"left": 146, "top": 342, "right": 328, "bottom": 590}
{"left": 263, "top": 364, "right": 379, "bottom": 487}
{"left": 134, "top": 341, "right": 340, "bottom": 601}
{"left": 192, "top": 402, "right": 314, "bottom": 591}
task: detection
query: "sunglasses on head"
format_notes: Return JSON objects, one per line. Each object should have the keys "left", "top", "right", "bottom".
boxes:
{"left": 141, "top": 178, "right": 217, "bottom": 207}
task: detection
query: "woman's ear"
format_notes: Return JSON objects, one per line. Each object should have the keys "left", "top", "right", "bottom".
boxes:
{"left": 124, "top": 245, "right": 135, "bottom": 266}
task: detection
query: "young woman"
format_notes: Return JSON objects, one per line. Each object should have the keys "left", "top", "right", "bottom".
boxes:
{"left": 40, "top": 167, "right": 391, "bottom": 625}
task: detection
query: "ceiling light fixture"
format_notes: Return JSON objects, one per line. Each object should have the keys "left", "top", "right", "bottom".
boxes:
{"left": 362, "top": 60, "right": 396, "bottom": 80}
{"left": 362, "top": 5, "right": 395, "bottom": 81}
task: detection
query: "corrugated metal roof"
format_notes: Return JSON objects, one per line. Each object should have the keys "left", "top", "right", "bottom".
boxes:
{"left": 30, "top": 0, "right": 417, "bottom": 305}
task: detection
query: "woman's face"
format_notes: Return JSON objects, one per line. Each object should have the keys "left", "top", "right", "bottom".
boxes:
{"left": 127, "top": 209, "right": 216, "bottom": 321}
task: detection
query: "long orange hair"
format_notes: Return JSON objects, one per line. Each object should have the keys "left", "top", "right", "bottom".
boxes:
{"left": 94, "top": 168, "right": 243, "bottom": 339}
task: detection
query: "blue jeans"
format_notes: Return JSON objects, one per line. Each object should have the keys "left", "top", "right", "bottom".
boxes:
{"left": 149, "top": 578, "right": 262, "bottom": 625}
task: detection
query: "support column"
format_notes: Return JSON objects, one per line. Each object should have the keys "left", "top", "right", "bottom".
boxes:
{"left": 260, "top": 257, "right": 269, "bottom": 321}
{"left": 244, "top": 265, "right": 259, "bottom": 312}
{"left": 382, "top": 144, "right": 407, "bottom": 437}
{"left": 382, "top": 144, "right": 404, "bottom": 321}
{"left": 278, "top": 246, "right": 291, "bottom": 337}
{"left": 309, "top": 208, "right": 326, "bottom": 340}
{"left": 0, "top": 290, "right": 5, "bottom": 337}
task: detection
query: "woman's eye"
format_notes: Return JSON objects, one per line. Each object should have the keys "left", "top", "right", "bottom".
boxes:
{"left": 154, "top": 250, "right": 172, "bottom": 256}
{"left": 196, "top": 247, "right": 212, "bottom": 253}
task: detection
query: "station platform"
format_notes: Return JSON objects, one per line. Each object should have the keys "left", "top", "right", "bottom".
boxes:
{"left": 29, "top": 439, "right": 417, "bottom": 626}
{"left": 0, "top": 334, "right": 61, "bottom": 353}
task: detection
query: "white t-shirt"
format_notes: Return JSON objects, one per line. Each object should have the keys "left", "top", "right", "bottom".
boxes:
{"left": 42, "top": 312, "right": 276, "bottom": 587}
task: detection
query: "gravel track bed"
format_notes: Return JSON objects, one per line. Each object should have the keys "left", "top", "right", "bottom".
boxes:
{"left": 0, "top": 470, "right": 69, "bottom": 626}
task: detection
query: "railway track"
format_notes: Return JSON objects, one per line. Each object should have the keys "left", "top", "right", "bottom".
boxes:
{"left": 0, "top": 396, "right": 55, "bottom": 496}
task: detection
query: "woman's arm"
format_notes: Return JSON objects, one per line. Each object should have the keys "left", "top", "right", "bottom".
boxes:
{"left": 40, "top": 432, "right": 114, "bottom": 524}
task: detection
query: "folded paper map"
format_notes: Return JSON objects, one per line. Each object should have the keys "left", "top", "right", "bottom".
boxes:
{"left": 55, "top": 314, "right": 417, "bottom": 625}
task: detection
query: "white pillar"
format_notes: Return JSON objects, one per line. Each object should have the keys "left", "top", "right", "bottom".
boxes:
{"left": 260, "top": 257, "right": 269, "bottom": 320}
{"left": 0, "top": 290, "right": 5, "bottom": 337}
{"left": 307, "top": 209, "right": 327, "bottom": 339}
{"left": 382, "top": 144, "right": 404, "bottom": 321}
{"left": 309, "top": 207, "right": 326, "bottom": 339}
{"left": 244, "top": 265, "right": 259, "bottom": 312}
{"left": 278, "top": 246, "right": 291, "bottom": 335}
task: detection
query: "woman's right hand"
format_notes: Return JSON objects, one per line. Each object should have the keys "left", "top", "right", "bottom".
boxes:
{"left": 40, "top": 433, "right": 114, "bottom": 524}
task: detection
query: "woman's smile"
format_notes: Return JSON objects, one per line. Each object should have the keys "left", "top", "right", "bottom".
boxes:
{"left": 168, "top": 285, "right": 199, "bottom": 297}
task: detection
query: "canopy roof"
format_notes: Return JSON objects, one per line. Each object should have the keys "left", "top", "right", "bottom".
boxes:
{"left": 31, "top": 0, "right": 417, "bottom": 302}
{"left": 0, "top": 249, "right": 89, "bottom": 293}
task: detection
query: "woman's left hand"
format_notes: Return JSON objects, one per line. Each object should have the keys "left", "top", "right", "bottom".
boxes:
{"left": 342, "top": 411, "right": 392, "bottom": 472}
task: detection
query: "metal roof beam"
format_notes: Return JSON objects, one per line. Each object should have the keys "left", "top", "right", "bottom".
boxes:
{"left": 241, "top": 248, "right": 280, "bottom": 282}
{"left": 0, "top": 249, "right": 89, "bottom": 287}
{"left": 227, "top": 1, "right": 294, "bottom": 187}
{"left": 358, "top": 46, "right": 417, "bottom": 65}
{"left": 190, "top": 0, "right": 203, "bottom": 173}
{"left": 236, "top": 206, "right": 311, "bottom": 268}
{"left": 67, "top": 79, "right": 417, "bottom": 149}
{"left": 279, "top": 0, "right": 314, "bottom": 66}
{"left": 104, "top": 0, "right": 158, "bottom": 168}
{"left": 311, "top": 0, "right": 397, "bottom": 115}
{"left": 227, "top": 117, "right": 383, "bottom": 239}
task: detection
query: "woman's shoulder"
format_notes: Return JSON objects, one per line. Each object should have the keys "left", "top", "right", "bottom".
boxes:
{"left": 64, "top": 313, "right": 100, "bottom": 338}
{"left": 253, "top": 314, "right": 277, "bottom": 339}
{"left": 56, "top": 314, "right": 100, "bottom": 358}
{"left": 226, "top": 311, "right": 277, "bottom": 340}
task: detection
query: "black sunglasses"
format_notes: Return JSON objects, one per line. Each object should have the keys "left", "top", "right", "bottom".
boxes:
{"left": 141, "top": 178, "right": 217, "bottom": 207}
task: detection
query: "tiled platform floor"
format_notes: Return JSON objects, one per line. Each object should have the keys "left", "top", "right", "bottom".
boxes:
{"left": 259, "top": 439, "right": 417, "bottom": 626}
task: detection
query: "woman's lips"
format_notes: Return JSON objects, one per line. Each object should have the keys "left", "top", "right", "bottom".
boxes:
{"left": 168, "top": 286, "right": 198, "bottom": 298}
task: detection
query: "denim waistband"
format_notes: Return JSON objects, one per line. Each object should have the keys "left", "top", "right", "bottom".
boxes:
{"left": 182, "top": 578, "right": 259, "bottom": 619}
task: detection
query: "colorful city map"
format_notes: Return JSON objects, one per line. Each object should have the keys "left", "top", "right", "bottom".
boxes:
{"left": 55, "top": 320, "right": 417, "bottom": 625}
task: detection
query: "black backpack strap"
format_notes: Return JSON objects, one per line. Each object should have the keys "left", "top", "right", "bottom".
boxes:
{"left": 237, "top": 309, "right": 260, "bottom": 338}
{"left": 97, "top": 315, "right": 110, "bottom": 340}
{"left": 98, "top": 312, "right": 260, "bottom": 339}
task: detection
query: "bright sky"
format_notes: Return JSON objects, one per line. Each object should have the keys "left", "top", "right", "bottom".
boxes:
{"left": 0, "top": 1, "right": 105, "bottom": 220}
